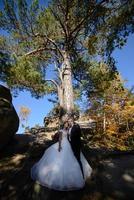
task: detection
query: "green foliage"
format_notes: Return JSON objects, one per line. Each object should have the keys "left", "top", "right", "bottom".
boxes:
{"left": 1, "top": 0, "right": 133, "bottom": 64}
{"left": 3, "top": 55, "right": 54, "bottom": 97}
{"left": 0, "top": 51, "right": 12, "bottom": 82}
{"left": 0, "top": 0, "right": 134, "bottom": 107}
{"left": 0, "top": 36, "right": 7, "bottom": 49}
{"left": 80, "top": 61, "right": 117, "bottom": 98}
{"left": 37, "top": 8, "right": 62, "bottom": 41}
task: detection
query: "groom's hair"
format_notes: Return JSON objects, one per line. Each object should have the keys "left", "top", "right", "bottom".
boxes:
{"left": 61, "top": 113, "right": 77, "bottom": 126}
{"left": 67, "top": 113, "right": 75, "bottom": 122}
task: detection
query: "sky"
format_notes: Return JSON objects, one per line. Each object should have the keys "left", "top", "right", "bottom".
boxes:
{"left": 112, "top": 35, "right": 134, "bottom": 89}
{"left": 0, "top": 1, "right": 134, "bottom": 133}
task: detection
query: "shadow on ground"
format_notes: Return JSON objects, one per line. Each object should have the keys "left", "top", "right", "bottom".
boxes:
{"left": 0, "top": 134, "right": 134, "bottom": 200}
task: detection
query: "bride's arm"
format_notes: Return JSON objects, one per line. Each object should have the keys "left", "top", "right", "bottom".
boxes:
{"left": 58, "top": 131, "right": 62, "bottom": 152}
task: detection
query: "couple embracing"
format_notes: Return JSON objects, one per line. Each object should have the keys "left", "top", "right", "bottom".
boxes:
{"left": 31, "top": 115, "right": 92, "bottom": 191}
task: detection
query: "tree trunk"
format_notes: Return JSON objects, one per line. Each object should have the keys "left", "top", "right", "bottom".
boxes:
{"left": 126, "top": 120, "right": 129, "bottom": 131}
{"left": 57, "top": 85, "right": 64, "bottom": 109}
{"left": 62, "top": 51, "right": 74, "bottom": 113}
{"left": 103, "top": 112, "right": 106, "bottom": 133}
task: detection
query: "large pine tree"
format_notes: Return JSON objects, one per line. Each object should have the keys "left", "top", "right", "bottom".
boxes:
{"left": 0, "top": 0, "right": 134, "bottom": 114}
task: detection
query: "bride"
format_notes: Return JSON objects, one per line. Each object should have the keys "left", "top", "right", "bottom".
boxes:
{"left": 31, "top": 121, "right": 92, "bottom": 191}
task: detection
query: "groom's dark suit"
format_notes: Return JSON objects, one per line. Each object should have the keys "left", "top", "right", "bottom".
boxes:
{"left": 69, "top": 123, "right": 84, "bottom": 178}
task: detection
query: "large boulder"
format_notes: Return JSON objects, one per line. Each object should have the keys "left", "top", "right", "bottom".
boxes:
{"left": 0, "top": 85, "right": 19, "bottom": 150}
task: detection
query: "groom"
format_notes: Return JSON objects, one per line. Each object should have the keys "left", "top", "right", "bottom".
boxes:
{"left": 68, "top": 116, "right": 84, "bottom": 179}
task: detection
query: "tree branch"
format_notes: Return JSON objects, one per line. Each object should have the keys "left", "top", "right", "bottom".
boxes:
{"left": 70, "top": 0, "right": 106, "bottom": 38}
{"left": 57, "top": 0, "right": 69, "bottom": 37}
{"left": 72, "top": 71, "right": 82, "bottom": 84}
{"left": 45, "top": 79, "right": 59, "bottom": 88}
{"left": 34, "top": 33, "right": 64, "bottom": 59}
{"left": 54, "top": 61, "right": 63, "bottom": 83}
{"left": 50, "top": 7, "right": 68, "bottom": 41}
{"left": 25, "top": 47, "right": 55, "bottom": 56}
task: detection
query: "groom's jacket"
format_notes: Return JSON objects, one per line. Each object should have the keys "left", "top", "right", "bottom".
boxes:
{"left": 70, "top": 123, "right": 82, "bottom": 150}
{"left": 69, "top": 123, "right": 84, "bottom": 178}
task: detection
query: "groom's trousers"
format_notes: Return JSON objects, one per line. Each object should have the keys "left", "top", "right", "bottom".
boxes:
{"left": 71, "top": 145, "right": 84, "bottom": 179}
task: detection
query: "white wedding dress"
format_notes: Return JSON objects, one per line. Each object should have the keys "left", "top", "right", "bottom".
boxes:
{"left": 31, "top": 129, "right": 92, "bottom": 191}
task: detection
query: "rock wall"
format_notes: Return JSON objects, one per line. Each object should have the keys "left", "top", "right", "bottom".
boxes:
{"left": 0, "top": 85, "right": 19, "bottom": 150}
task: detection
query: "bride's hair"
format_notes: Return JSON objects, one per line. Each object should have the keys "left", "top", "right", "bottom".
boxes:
{"left": 64, "top": 121, "right": 70, "bottom": 129}
{"left": 60, "top": 118, "right": 69, "bottom": 129}
{"left": 61, "top": 114, "right": 69, "bottom": 122}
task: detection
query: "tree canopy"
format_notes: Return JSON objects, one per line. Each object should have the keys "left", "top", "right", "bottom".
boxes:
{"left": 0, "top": 0, "right": 134, "bottom": 112}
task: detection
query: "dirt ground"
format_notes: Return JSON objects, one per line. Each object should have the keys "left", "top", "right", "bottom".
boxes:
{"left": 0, "top": 133, "right": 134, "bottom": 200}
